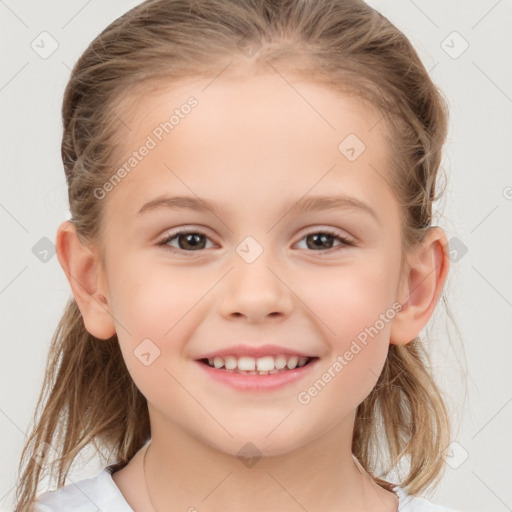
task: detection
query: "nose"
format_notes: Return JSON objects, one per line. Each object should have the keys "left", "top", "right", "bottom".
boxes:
{"left": 219, "top": 253, "right": 294, "bottom": 324}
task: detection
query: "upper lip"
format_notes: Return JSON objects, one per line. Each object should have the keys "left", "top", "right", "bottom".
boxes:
{"left": 195, "top": 344, "right": 317, "bottom": 360}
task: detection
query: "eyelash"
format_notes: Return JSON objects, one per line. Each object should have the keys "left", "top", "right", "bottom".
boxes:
{"left": 156, "top": 228, "right": 355, "bottom": 256}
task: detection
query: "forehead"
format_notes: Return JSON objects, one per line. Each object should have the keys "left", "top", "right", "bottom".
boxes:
{"left": 104, "top": 71, "right": 395, "bottom": 222}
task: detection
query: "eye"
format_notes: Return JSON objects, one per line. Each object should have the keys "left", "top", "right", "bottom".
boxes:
{"left": 296, "top": 229, "right": 355, "bottom": 254}
{"left": 157, "top": 229, "right": 215, "bottom": 253}
{"left": 157, "top": 228, "right": 355, "bottom": 255}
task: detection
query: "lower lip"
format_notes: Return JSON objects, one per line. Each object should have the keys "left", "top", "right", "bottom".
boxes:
{"left": 195, "top": 359, "right": 318, "bottom": 392}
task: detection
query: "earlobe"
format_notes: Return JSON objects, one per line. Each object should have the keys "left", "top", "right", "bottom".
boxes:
{"left": 390, "top": 227, "right": 450, "bottom": 346}
{"left": 55, "top": 220, "right": 117, "bottom": 340}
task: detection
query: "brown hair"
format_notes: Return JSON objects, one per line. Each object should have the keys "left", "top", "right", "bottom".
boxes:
{"left": 15, "top": 0, "right": 452, "bottom": 509}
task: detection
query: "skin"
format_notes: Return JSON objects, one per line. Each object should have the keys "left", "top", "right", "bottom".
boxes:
{"left": 56, "top": 65, "right": 450, "bottom": 512}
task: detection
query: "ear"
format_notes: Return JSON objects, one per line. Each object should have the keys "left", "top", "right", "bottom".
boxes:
{"left": 390, "top": 227, "right": 450, "bottom": 345}
{"left": 55, "top": 220, "right": 116, "bottom": 340}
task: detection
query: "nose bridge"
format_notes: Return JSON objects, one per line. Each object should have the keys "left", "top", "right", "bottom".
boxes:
{"left": 219, "top": 236, "right": 294, "bottom": 322}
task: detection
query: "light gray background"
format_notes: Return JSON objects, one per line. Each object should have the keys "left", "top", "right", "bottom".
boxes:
{"left": 1, "top": 1, "right": 511, "bottom": 511}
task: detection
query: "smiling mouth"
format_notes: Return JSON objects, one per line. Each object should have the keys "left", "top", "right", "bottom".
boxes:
{"left": 197, "top": 355, "right": 318, "bottom": 375}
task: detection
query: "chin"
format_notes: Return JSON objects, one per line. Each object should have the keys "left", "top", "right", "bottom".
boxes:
{"left": 202, "top": 428, "right": 309, "bottom": 461}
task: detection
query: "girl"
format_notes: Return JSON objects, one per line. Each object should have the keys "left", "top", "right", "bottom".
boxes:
{"left": 15, "top": 0, "right": 460, "bottom": 510}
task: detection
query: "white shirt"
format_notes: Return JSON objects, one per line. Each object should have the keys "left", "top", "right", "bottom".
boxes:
{"left": 34, "top": 464, "right": 460, "bottom": 512}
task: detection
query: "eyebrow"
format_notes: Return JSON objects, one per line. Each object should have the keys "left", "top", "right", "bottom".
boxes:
{"left": 137, "top": 194, "right": 379, "bottom": 224}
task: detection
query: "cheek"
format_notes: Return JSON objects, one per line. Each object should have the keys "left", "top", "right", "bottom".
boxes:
{"left": 297, "top": 256, "right": 399, "bottom": 406}
{"left": 110, "top": 258, "right": 201, "bottom": 340}
{"left": 107, "top": 262, "right": 199, "bottom": 386}
{"left": 307, "top": 254, "right": 399, "bottom": 338}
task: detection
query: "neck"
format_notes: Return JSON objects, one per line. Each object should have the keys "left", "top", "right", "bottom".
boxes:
{"left": 142, "top": 408, "right": 397, "bottom": 512}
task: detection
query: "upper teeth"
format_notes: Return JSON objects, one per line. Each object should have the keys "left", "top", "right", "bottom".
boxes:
{"left": 207, "top": 355, "right": 310, "bottom": 371}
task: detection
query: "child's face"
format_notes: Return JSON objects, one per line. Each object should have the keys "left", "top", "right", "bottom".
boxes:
{"left": 99, "top": 70, "right": 406, "bottom": 456}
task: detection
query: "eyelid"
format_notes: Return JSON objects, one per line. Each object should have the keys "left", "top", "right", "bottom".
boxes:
{"left": 295, "top": 224, "right": 354, "bottom": 242}
{"left": 156, "top": 225, "right": 356, "bottom": 254}
{"left": 157, "top": 226, "right": 355, "bottom": 247}
{"left": 157, "top": 226, "right": 218, "bottom": 248}
{"left": 294, "top": 228, "right": 356, "bottom": 255}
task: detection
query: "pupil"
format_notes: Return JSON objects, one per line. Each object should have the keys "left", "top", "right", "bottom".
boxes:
{"left": 308, "top": 233, "right": 333, "bottom": 250}
{"left": 181, "top": 233, "right": 204, "bottom": 250}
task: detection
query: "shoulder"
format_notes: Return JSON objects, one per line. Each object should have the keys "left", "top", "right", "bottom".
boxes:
{"left": 396, "top": 487, "right": 461, "bottom": 512}
{"left": 33, "top": 474, "right": 459, "bottom": 512}
{"left": 33, "top": 466, "right": 134, "bottom": 512}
